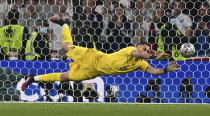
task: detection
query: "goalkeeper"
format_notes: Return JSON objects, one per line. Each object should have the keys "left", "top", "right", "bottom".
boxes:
{"left": 22, "top": 24, "right": 180, "bottom": 91}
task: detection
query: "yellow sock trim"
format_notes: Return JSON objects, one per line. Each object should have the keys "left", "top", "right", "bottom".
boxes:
{"left": 39, "top": 73, "right": 61, "bottom": 82}
{"left": 62, "top": 24, "right": 73, "bottom": 44}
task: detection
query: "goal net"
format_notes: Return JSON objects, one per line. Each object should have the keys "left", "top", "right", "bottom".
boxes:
{"left": 0, "top": 0, "right": 209, "bottom": 103}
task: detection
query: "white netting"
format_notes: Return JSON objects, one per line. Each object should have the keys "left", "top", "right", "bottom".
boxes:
{"left": 0, "top": 0, "right": 209, "bottom": 103}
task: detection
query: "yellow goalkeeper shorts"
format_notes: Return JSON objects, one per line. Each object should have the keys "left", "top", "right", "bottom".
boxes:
{"left": 66, "top": 46, "right": 100, "bottom": 81}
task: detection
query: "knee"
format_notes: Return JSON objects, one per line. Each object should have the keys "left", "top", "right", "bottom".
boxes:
{"left": 62, "top": 43, "right": 70, "bottom": 53}
{"left": 60, "top": 72, "right": 70, "bottom": 81}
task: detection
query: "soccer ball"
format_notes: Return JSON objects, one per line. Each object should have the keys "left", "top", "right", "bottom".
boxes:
{"left": 180, "top": 43, "right": 195, "bottom": 58}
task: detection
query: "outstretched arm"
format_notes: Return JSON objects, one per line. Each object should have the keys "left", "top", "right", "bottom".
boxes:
{"left": 145, "top": 61, "right": 180, "bottom": 75}
{"left": 131, "top": 50, "right": 170, "bottom": 60}
{"left": 131, "top": 50, "right": 151, "bottom": 59}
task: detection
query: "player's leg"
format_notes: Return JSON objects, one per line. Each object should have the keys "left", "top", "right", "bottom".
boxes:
{"left": 62, "top": 24, "right": 73, "bottom": 53}
{"left": 62, "top": 24, "right": 90, "bottom": 63}
{"left": 21, "top": 71, "right": 70, "bottom": 91}
{"left": 35, "top": 72, "right": 70, "bottom": 82}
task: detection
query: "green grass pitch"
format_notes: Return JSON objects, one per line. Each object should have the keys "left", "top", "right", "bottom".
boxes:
{"left": 0, "top": 103, "right": 210, "bottom": 116}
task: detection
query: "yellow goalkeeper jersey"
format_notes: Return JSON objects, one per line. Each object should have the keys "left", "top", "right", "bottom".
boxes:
{"left": 96, "top": 46, "right": 150, "bottom": 76}
{"left": 67, "top": 46, "right": 150, "bottom": 81}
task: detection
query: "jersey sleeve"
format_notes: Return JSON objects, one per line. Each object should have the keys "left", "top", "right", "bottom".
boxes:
{"left": 124, "top": 47, "right": 135, "bottom": 56}
{"left": 138, "top": 60, "right": 150, "bottom": 72}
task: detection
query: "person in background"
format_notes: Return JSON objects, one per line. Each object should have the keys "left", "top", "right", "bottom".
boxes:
{"left": 135, "top": 0, "right": 170, "bottom": 55}
{"left": 36, "top": 0, "right": 57, "bottom": 19}
{"left": 3, "top": 0, "right": 26, "bottom": 26}
{"left": 2, "top": 0, "right": 35, "bottom": 30}
{"left": 192, "top": 2, "right": 210, "bottom": 57}
{"left": 0, "top": 10, "right": 29, "bottom": 60}
{"left": 129, "top": 0, "right": 144, "bottom": 34}
{"left": 105, "top": 3, "right": 134, "bottom": 53}
{"left": 25, "top": 19, "right": 51, "bottom": 60}
{"left": 8, "top": 50, "right": 19, "bottom": 60}
{"left": 171, "top": 0, "right": 192, "bottom": 39}
{"left": 95, "top": 0, "right": 114, "bottom": 42}
{"left": 0, "top": 0, "right": 13, "bottom": 27}
{"left": 50, "top": 50, "right": 61, "bottom": 60}
{"left": 48, "top": 0, "right": 72, "bottom": 60}
{"left": 155, "top": 0, "right": 193, "bottom": 60}
{"left": 135, "top": 0, "right": 169, "bottom": 41}
{"left": 22, "top": 0, "right": 39, "bottom": 32}
{"left": 71, "top": 0, "right": 103, "bottom": 49}
{"left": 24, "top": 0, "right": 38, "bottom": 19}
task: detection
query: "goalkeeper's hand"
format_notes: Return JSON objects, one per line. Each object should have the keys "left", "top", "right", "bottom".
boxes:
{"left": 167, "top": 61, "right": 180, "bottom": 72}
{"left": 155, "top": 53, "right": 170, "bottom": 60}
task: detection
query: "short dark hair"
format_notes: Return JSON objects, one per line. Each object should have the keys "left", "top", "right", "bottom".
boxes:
{"left": 114, "top": 2, "right": 124, "bottom": 9}
{"left": 36, "top": 19, "right": 49, "bottom": 27}
{"left": 136, "top": 42, "right": 151, "bottom": 47}
{"left": 50, "top": 50, "right": 59, "bottom": 54}
{"left": 173, "top": 0, "right": 185, "bottom": 7}
{"left": 201, "top": 2, "right": 210, "bottom": 8}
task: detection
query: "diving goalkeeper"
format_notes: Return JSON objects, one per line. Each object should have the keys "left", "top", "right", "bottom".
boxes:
{"left": 21, "top": 24, "right": 180, "bottom": 91}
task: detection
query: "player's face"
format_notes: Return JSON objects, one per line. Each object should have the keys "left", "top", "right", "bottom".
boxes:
{"left": 136, "top": 44, "right": 151, "bottom": 53}
{"left": 200, "top": 6, "right": 208, "bottom": 16}
{"left": 57, "top": 0, "right": 67, "bottom": 13}
{"left": 116, "top": 8, "right": 124, "bottom": 16}
{"left": 173, "top": 2, "right": 183, "bottom": 15}
{"left": 104, "top": 1, "right": 111, "bottom": 8}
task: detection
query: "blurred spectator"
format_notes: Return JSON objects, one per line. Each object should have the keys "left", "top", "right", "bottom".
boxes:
{"left": 170, "top": 0, "right": 192, "bottom": 59}
{"left": 48, "top": 0, "right": 72, "bottom": 59}
{"left": 118, "top": 0, "right": 133, "bottom": 23}
{"left": 1, "top": 3, "right": 29, "bottom": 60}
{"left": 95, "top": 0, "right": 114, "bottom": 41}
{"left": 155, "top": 0, "right": 192, "bottom": 60}
{"left": 25, "top": 19, "right": 51, "bottom": 60}
{"left": 0, "top": 22, "right": 28, "bottom": 60}
{"left": 2, "top": 0, "right": 26, "bottom": 26}
{"left": 105, "top": 3, "right": 134, "bottom": 53}
{"left": 141, "top": 0, "right": 156, "bottom": 22}
{"left": 134, "top": 0, "right": 159, "bottom": 44}
{"left": 49, "top": 0, "right": 72, "bottom": 26}
{"left": 129, "top": 0, "right": 144, "bottom": 31}
{"left": 119, "top": 0, "right": 130, "bottom": 8}
{"left": 24, "top": 0, "right": 37, "bottom": 19}
{"left": 50, "top": 50, "right": 61, "bottom": 60}
{"left": 4, "top": 9, "right": 20, "bottom": 26}
{"left": 36, "top": 0, "right": 57, "bottom": 19}
{"left": 12, "top": 0, "right": 25, "bottom": 24}
{"left": 171, "top": 0, "right": 192, "bottom": 38}
{"left": 0, "top": 0, "right": 13, "bottom": 27}
{"left": 22, "top": 0, "right": 39, "bottom": 32}
{"left": 192, "top": 2, "right": 210, "bottom": 57}
{"left": 71, "top": 0, "right": 103, "bottom": 49}
{"left": 135, "top": 0, "right": 169, "bottom": 53}
{"left": 8, "top": 50, "right": 19, "bottom": 60}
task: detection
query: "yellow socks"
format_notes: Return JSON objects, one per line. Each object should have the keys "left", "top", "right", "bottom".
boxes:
{"left": 35, "top": 73, "right": 61, "bottom": 82}
{"left": 62, "top": 24, "right": 73, "bottom": 44}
